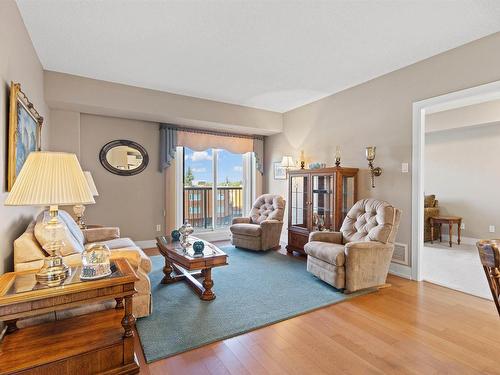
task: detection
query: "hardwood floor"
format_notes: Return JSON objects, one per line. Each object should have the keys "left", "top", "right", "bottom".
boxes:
{"left": 139, "top": 242, "right": 500, "bottom": 374}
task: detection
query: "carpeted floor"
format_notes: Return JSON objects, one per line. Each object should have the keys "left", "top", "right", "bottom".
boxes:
{"left": 136, "top": 246, "right": 370, "bottom": 363}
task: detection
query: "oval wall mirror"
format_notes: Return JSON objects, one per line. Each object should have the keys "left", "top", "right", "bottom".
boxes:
{"left": 99, "top": 140, "right": 149, "bottom": 176}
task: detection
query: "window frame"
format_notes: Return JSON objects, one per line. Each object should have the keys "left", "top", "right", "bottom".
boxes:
{"left": 176, "top": 147, "right": 255, "bottom": 233}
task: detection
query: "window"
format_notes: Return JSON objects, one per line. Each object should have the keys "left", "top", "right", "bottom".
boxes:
{"left": 179, "top": 147, "right": 254, "bottom": 232}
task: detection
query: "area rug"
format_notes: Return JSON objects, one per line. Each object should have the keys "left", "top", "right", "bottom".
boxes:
{"left": 136, "top": 246, "right": 370, "bottom": 363}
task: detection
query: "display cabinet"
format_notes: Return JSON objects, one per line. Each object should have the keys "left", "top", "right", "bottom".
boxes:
{"left": 286, "top": 167, "right": 358, "bottom": 254}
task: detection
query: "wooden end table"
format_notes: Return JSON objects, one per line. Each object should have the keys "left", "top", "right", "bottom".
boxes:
{"left": 0, "top": 258, "right": 140, "bottom": 375}
{"left": 430, "top": 216, "right": 462, "bottom": 247}
{"left": 156, "top": 236, "right": 228, "bottom": 301}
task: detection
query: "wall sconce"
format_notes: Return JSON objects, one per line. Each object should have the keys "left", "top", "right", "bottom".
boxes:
{"left": 366, "top": 146, "right": 382, "bottom": 188}
{"left": 281, "top": 156, "right": 295, "bottom": 174}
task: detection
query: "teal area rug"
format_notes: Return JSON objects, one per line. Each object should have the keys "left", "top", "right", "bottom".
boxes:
{"left": 136, "top": 246, "right": 368, "bottom": 363}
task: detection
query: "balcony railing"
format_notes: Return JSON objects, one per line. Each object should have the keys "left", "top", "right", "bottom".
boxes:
{"left": 184, "top": 186, "right": 243, "bottom": 230}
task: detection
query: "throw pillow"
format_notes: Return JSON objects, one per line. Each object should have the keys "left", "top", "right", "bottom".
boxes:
{"left": 34, "top": 211, "right": 85, "bottom": 257}
{"left": 424, "top": 194, "right": 436, "bottom": 208}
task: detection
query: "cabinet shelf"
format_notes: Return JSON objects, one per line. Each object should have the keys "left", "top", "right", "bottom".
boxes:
{"left": 312, "top": 189, "right": 331, "bottom": 194}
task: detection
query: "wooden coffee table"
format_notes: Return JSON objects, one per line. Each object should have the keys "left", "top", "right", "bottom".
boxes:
{"left": 430, "top": 216, "right": 462, "bottom": 247}
{"left": 156, "top": 236, "right": 228, "bottom": 301}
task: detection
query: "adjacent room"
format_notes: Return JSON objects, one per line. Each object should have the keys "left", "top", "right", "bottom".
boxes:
{"left": 422, "top": 99, "right": 500, "bottom": 299}
{"left": 1, "top": 1, "right": 500, "bottom": 374}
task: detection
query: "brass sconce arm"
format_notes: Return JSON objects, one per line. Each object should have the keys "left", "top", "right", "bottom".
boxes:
{"left": 366, "top": 146, "right": 382, "bottom": 188}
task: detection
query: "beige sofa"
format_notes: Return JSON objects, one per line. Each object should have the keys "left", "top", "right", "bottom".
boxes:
{"left": 304, "top": 199, "right": 401, "bottom": 293}
{"left": 230, "top": 194, "right": 285, "bottom": 251}
{"left": 14, "top": 210, "right": 152, "bottom": 319}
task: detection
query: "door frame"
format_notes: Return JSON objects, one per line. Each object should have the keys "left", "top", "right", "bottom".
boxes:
{"left": 411, "top": 80, "right": 500, "bottom": 281}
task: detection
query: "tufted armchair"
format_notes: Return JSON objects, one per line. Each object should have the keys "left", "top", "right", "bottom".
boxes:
{"left": 304, "top": 199, "right": 401, "bottom": 293}
{"left": 230, "top": 194, "right": 286, "bottom": 251}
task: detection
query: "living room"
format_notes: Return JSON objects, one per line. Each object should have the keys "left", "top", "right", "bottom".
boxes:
{"left": 1, "top": 1, "right": 500, "bottom": 374}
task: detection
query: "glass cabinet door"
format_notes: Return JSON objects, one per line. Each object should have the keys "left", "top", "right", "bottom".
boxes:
{"left": 341, "top": 175, "right": 356, "bottom": 223}
{"left": 290, "top": 175, "right": 309, "bottom": 230}
{"left": 312, "top": 174, "right": 333, "bottom": 231}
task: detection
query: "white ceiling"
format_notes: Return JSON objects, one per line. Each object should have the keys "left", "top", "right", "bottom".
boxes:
{"left": 17, "top": 0, "right": 500, "bottom": 113}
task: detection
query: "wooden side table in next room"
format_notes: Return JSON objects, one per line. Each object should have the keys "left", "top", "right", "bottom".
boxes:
{"left": 430, "top": 216, "right": 462, "bottom": 248}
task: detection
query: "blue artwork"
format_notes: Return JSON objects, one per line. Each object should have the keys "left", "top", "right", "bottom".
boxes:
{"left": 15, "top": 103, "right": 38, "bottom": 176}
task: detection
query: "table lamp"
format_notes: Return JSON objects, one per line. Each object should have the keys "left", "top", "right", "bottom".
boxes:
{"left": 74, "top": 171, "right": 99, "bottom": 229}
{"left": 5, "top": 152, "right": 95, "bottom": 286}
{"left": 281, "top": 156, "right": 295, "bottom": 177}
{"left": 281, "top": 156, "right": 295, "bottom": 169}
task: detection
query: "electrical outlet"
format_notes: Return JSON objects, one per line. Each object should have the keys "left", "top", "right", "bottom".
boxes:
{"left": 490, "top": 225, "right": 496, "bottom": 233}
{"left": 156, "top": 224, "right": 161, "bottom": 232}
{"left": 401, "top": 163, "right": 409, "bottom": 173}
{"left": 460, "top": 223, "right": 465, "bottom": 230}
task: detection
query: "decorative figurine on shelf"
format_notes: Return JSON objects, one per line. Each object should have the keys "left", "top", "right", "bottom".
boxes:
{"left": 179, "top": 220, "right": 194, "bottom": 251}
{"left": 171, "top": 229, "right": 181, "bottom": 241}
{"left": 308, "top": 162, "right": 326, "bottom": 169}
{"left": 193, "top": 240, "right": 205, "bottom": 257}
{"left": 300, "top": 150, "right": 306, "bottom": 169}
{"left": 313, "top": 213, "right": 325, "bottom": 231}
{"left": 80, "top": 243, "right": 112, "bottom": 280}
{"left": 335, "top": 146, "right": 341, "bottom": 167}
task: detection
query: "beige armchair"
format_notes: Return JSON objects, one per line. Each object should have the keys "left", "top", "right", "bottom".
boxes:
{"left": 424, "top": 194, "right": 439, "bottom": 242}
{"left": 304, "top": 199, "right": 401, "bottom": 293}
{"left": 230, "top": 194, "right": 285, "bottom": 251}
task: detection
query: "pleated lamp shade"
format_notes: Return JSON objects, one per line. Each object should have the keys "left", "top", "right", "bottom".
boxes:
{"left": 83, "top": 171, "right": 99, "bottom": 197}
{"left": 5, "top": 152, "right": 95, "bottom": 206}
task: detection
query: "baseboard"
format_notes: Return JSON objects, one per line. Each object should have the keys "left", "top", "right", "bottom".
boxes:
{"left": 136, "top": 240, "right": 156, "bottom": 249}
{"left": 136, "top": 230, "right": 231, "bottom": 249}
{"left": 426, "top": 235, "right": 479, "bottom": 246}
{"left": 194, "top": 230, "right": 231, "bottom": 242}
{"left": 389, "top": 263, "right": 412, "bottom": 279}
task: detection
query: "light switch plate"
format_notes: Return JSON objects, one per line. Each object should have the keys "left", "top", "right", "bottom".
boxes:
{"left": 401, "top": 163, "right": 409, "bottom": 173}
{"left": 490, "top": 225, "right": 496, "bottom": 233}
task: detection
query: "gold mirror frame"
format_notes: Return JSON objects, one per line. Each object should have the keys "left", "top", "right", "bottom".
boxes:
{"left": 8, "top": 82, "right": 44, "bottom": 191}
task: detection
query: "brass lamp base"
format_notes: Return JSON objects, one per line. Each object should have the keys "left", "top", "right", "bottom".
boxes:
{"left": 36, "top": 253, "right": 69, "bottom": 287}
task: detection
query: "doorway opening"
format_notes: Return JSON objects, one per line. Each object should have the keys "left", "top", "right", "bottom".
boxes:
{"left": 412, "top": 80, "right": 500, "bottom": 299}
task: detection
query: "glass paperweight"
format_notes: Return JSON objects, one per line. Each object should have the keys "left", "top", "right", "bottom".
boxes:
{"left": 80, "top": 243, "right": 112, "bottom": 280}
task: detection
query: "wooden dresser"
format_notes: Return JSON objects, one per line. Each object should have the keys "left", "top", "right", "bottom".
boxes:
{"left": 286, "top": 167, "right": 358, "bottom": 254}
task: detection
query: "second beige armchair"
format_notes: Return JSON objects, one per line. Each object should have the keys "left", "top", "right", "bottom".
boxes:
{"left": 304, "top": 199, "right": 401, "bottom": 293}
{"left": 230, "top": 194, "right": 285, "bottom": 251}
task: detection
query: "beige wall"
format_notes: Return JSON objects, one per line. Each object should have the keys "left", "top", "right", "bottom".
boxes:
{"left": 427, "top": 98, "right": 500, "bottom": 133}
{"left": 266, "top": 32, "right": 500, "bottom": 267}
{"left": 48, "top": 110, "right": 80, "bottom": 156}
{"left": 51, "top": 113, "right": 165, "bottom": 241}
{"left": 0, "top": 1, "right": 50, "bottom": 273}
{"left": 425, "top": 122, "right": 500, "bottom": 239}
{"left": 44, "top": 71, "right": 283, "bottom": 136}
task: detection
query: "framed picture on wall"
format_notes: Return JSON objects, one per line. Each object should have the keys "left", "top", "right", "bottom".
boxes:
{"left": 8, "top": 82, "right": 43, "bottom": 191}
{"left": 274, "top": 161, "right": 287, "bottom": 180}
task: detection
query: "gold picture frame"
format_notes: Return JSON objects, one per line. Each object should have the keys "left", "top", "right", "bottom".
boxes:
{"left": 8, "top": 82, "right": 43, "bottom": 191}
